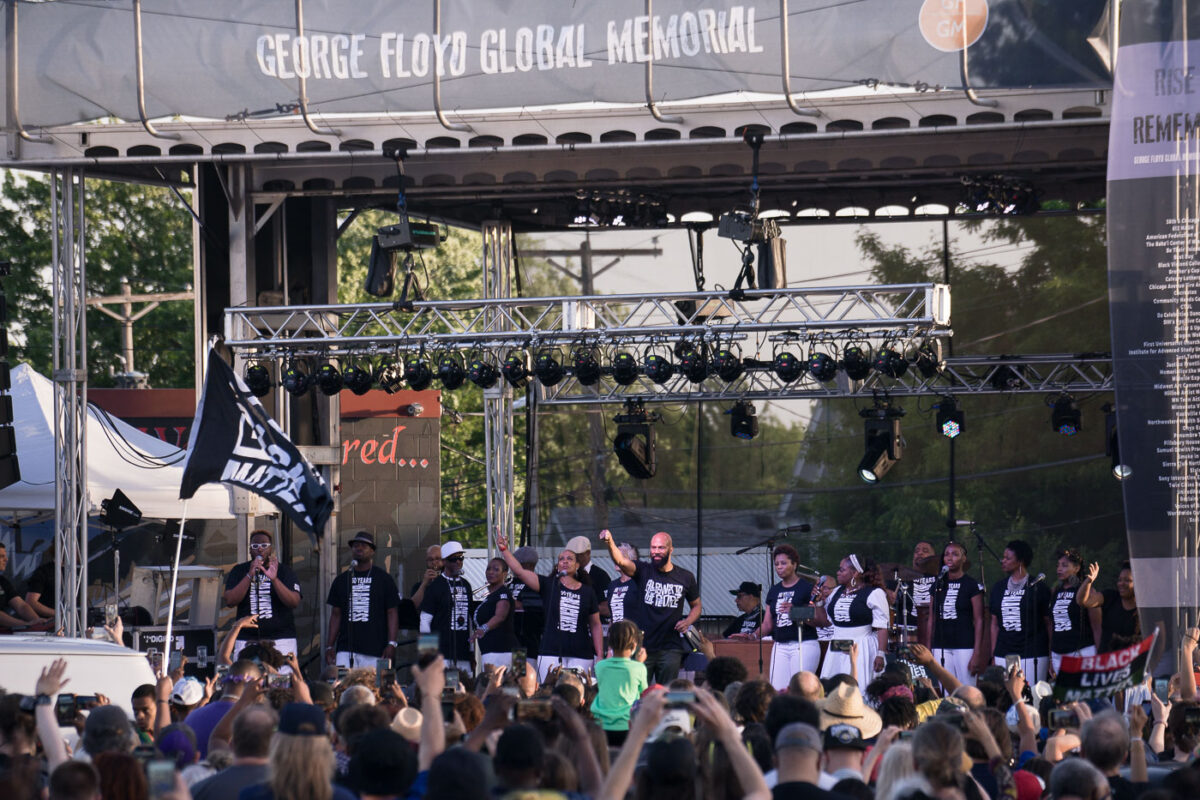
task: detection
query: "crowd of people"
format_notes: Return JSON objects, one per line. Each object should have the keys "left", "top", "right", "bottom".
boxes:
{"left": 1, "top": 527, "right": 1194, "bottom": 800}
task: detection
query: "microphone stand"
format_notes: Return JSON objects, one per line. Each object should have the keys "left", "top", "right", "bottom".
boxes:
{"left": 737, "top": 526, "right": 809, "bottom": 680}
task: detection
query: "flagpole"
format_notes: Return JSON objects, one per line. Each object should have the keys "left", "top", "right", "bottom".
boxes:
{"left": 162, "top": 501, "right": 189, "bottom": 678}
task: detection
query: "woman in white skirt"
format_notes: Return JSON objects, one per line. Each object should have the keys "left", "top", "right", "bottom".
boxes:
{"left": 930, "top": 541, "right": 987, "bottom": 687}
{"left": 470, "top": 557, "right": 517, "bottom": 671}
{"left": 815, "top": 553, "right": 890, "bottom": 690}
{"left": 1048, "top": 549, "right": 1100, "bottom": 678}
{"left": 736, "top": 544, "right": 821, "bottom": 690}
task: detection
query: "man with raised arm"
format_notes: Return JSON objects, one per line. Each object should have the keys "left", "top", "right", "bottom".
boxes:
{"left": 600, "top": 529, "right": 701, "bottom": 683}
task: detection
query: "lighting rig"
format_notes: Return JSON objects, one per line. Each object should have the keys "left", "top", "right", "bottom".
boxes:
{"left": 612, "top": 399, "right": 660, "bottom": 479}
{"left": 858, "top": 400, "right": 905, "bottom": 484}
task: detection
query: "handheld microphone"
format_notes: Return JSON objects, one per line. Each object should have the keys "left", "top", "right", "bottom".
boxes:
{"left": 350, "top": 559, "right": 359, "bottom": 569}
{"left": 1029, "top": 573, "right": 1046, "bottom": 586}
{"left": 939, "top": 565, "right": 950, "bottom": 577}
{"left": 253, "top": 555, "right": 263, "bottom": 585}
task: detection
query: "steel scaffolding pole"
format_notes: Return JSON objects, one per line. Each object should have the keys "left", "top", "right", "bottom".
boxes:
{"left": 51, "top": 168, "right": 88, "bottom": 636}
{"left": 481, "top": 221, "right": 516, "bottom": 549}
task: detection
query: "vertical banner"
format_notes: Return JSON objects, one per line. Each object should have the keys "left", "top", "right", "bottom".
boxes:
{"left": 1107, "top": 4, "right": 1200, "bottom": 665}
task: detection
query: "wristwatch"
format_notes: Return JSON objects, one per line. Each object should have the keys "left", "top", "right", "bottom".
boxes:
{"left": 18, "top": 694, "right": 51, "bottom": 712}
{"left": 387, "top": 640, "right": 398, "bottom": 647}
{"left": 478, "top": 624, "right": 489, "bottom": 635}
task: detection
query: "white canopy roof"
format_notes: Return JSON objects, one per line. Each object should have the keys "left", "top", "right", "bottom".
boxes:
{"left": 0, "top": 364, "right": 233, "bottom": 520}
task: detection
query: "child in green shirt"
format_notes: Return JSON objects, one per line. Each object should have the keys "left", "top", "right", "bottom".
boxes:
{"left": 591, "top": 620, "right": 649, "bottom": 745}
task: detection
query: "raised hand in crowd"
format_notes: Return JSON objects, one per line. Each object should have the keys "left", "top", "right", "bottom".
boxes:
{"left": 1181, "top": 626, "right": 1199, "bottom": 701}
{"left": 102, "top": 613, "right": 124, "bottom": 646}
{"left": 599, "top": 688, "right": 669, "bottom": 800}
{"left": 688, "top": 687, "right": 772, "bottom": 800}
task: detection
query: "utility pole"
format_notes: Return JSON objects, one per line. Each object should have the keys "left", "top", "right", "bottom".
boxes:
{"left": 520, "top": 232, "right": 664, "bottom": 532}
{"left": 88, "top": 277, "right": 194, "bottom": 387}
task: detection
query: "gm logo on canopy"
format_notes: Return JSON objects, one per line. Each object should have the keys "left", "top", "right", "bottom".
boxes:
{"left": 919, "top": 0, "right": 989, "bottom": 53}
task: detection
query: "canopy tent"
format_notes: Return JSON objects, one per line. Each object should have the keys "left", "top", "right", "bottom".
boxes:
{"left": 0, "top": 364, "right": 233, "bottom": 521}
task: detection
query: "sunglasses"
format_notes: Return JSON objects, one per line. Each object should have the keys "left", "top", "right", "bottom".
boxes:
{"left": 445, "top": 555, "right": 464, "bottom": 563}
{"left": 249, "top": 543, "right": 271, "bottom": 550}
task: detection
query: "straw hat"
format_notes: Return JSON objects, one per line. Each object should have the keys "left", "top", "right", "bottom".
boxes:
{"left": 817, "top": 683, "right": 882, "bottom": 738}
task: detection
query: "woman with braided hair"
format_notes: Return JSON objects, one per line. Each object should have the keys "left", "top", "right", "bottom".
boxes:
{"left": 814, "top": 553, "right": 890, "bottom": 688}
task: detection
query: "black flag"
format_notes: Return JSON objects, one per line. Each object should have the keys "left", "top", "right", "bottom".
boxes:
{"left": 180, "top": 350, "right": 332, "bottom": 536}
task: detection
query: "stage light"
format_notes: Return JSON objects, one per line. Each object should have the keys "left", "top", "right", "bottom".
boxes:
{"left": 244, "top": 364, "right": 272, "bottom": 398}
{"left": 437, "top": 354, "right": 465, "bottom": 390}
{"left": 729, "top": 400, "right": 758, "bottom": 440}
{"left": 533, "top": 351, "right": 565, "bottom": 386}
{"left": 572, "top": 349, "right": 602, "bottom": 386}
{"left": 913, "top": 340, "right": 944, "bottom": 379}
{"left": 841, "top": 345, "right": 872, "bottom": 381}
{"left": 857, "top": 403, "right": 905, "bottom": 483}
{"left": 467, "top": 358, "right": 499, "bottom": 389}
{"left": 1050, "top": 393, "right": 1081, "bottom": 435}
{"left": 1103, "top": 403, "right": 1130, "bottom": 480}
{"left": 315, "top": 363, "right": 344, "bottom": 396}
{"left": 989, "top": 362, "right": 1025, "bottom": 391}
{"left": 404, "top": 357, "right": 433, "bottom": 391}
{"left": 613, "top": 400, "right": 659, "bottom": 479}
{"left": 344, "top": 365, "right": 373, "bottom": 395}
{"left": 376, "top": 362, "right": 405, "bottom": 393}
{"left": 502, "top": 353, "right": 530, "bottom": 388}
{"left": 807, "top": 351, "right": 837, "bottom": 383}
{"left": 873, "top": 346, "right": 908, "bottom": 379}
{"left": 935, "top": 396, "right": 964, "bottom": 439}
{"left": 679, "top": 345, "right": 709, "bottom": 383}
{"left": 281, "top": 363, "right": 310, "bottom": 396}
{"left": 712, "top": 348, "right": 744, "bottom": 382}
{"left": 643, "top": 352, "right": 675, "bottom": 384}
{"left": 364, "top": 236, "right": 396, "bottom": 298}
{"left": 612, "top": 352, "right": 640, "bottom": 385}
{"left": 772, "top": 351, "right": 806, "bottom": 383}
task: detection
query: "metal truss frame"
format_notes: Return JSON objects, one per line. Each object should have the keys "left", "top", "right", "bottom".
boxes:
{"left": 51, "top": 169, "right": 89, "bottom": 636}
{"left": 481, "top": 221, "right": 516, "bottom": 548}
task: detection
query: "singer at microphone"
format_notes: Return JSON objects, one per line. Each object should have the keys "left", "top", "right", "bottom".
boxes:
{"left": 988, "top": 539, "right": 1052, "bottom": 683}
{"left": 326, "top": 530, "right": 400, "bottom": 670}
{"left": 419, "top": 541, "right": 476, "bottom": 676}
{"left": 222, "top": 529, "right": 302, "bottom": 663}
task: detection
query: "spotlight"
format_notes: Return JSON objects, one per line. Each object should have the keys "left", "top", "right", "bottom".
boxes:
{"left": 1050, "top": 393, "right": 1081, "bottom": 435}
{"left": 772, "top": 351, "right": 806, "bottom": 383}
{"left": 1103, "top": 403, "right": 1131, "bottom": 480}
{"left": 376, "top": 362, "right": 405, "bottom": 393}
{"left": 572, "top": 349, "right": 602, "bottom": 386}
{"left": 501, "top": 353, "right": 530, "bottom": 388}
{"left": 712, "top": 348, "right": 744, "bottom": 382}
{"left": 467, "top": 358, "right": 499, "bottom": 389}
{"left": 281, "top": 363, "right": 310, "bottom": 396}
{"left": 857, "top": 403, "right": 904, "bottom": 483}
{"left": 611, "top": 352, "right": 640, "bottom": 386}
{"left": 404, "top": 357, "right": 433, "bottom": 391}
{"left": 314, "top": 363, "right": 343, "bottom": 396}
{"left": 841, "top": 345, "right": 872, "bottom": 381}
{"left": 244, "top": 364, "right": 272, "bottom": 398}
{"left": 364, "top": 236, "right": 396, "bottom": 298}
{"left": 437, "top": 354, "right": 465, "bottom": 390}
{"left": 729, "top": 400, "right": 758, "bottom": 440}
{"left": 807, "top": 351, "right": 837, "bottom": 383}
{"left": 343, "top": 365, "right": 373, "bottom": 395}
{"left": 679, "top": 345, "right": 709, "bottom": 383}
{"left": 643, "top": 352, "right": 675, "bottom": 384}
{"left": 913, "top": 340, "right": 944, "bottom": 379}
{"left": 613, "top": 399, "right": 659, "bottom": 479}
{"left": 873, "top": 346, "right": 908, "bottom": 379}
{"left": 533, "top": 351, "right": 565, "bottom": 386}
{"left": 935, "top": 396, "right": 964, "bottom": 439}
{"left": 989, "top": 361, "right": 1025, "bottom": 391}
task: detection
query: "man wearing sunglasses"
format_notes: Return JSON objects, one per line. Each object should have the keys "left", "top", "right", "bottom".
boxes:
{"left": 223, "top": 529, "right": 302, "bottom": 660}
{"left": 419, "top": 541, "right": 475, "bottom": 675}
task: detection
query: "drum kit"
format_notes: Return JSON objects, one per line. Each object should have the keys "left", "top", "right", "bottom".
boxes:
{"left": 879, "top": 554, "right": 940, "bottom": 656}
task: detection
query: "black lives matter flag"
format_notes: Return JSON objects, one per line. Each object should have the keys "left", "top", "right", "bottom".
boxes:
{"left": 180, "top": 350, "right": 332, "bottom": 536}
{"left": 1052, "top": 634, "right": 1157, "bottom": 704}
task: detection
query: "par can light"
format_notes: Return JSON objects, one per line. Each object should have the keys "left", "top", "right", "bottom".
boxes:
{"left": 404, "top": 358, "right": 433, "bottom": 391}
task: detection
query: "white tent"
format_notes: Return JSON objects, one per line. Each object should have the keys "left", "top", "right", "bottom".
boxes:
{"left": 0, "top": 364, "right": 233, "bottom": 520}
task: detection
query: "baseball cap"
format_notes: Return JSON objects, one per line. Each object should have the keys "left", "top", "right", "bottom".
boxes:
{"left": 441, "top": 541, "right": 465, "bottom": 559}
{"left": 278, "top": 702, "right": 327, "bottom": 736}
{"left": 775, "top": 721, "right": 823, "bottom": 753}
{"left": 512, "top": 546, "right": 538, "bottom": 565}
{"left": 564, "top": 536, "right": 591, "bottom": 554}
{"left": 349, "top": 728, "right": 417, "bottom": 797}
{"left": 823, "top": 723, "right": 867, "bottom": 751}
{"left": 391, "top": 707, "right": 423, "bottom": 743}
{"left": 729, "top": 580, "right": 763, "bottom": 597}
{"left": 348, "top": 530, "right": 376, "bottom": 548}
{"left": 649, "top": 708, "right": 693, "bottom": 740}
{"left": 171, "top": 677, "right": 204, "bottom": 706}
{"left": 645, "top": 735, "right": 696, "bottom": 785}
{"left": 82, "top": 705, "right": 136, "bottom": 755}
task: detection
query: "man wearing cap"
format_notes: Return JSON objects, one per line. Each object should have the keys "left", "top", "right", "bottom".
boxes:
{"left": 565, "top": 535, "right": 611, "bottom": 600}
{"left": 325, "top": 530, "right": 400, "bottom": 669}
{"left": 723, "top": 581, "right": 764, "bottom": 638}
{"left": 773, "top": 722, "right": 854, "bottom": 799}
{"left": 223, "top": 529, "right": 302, "bottom": 660}
{"left": 419, "top": 541, "right": 474, "bottom": 673}
{"left": 817, "top": 683, "right": 881, "bottom": 787}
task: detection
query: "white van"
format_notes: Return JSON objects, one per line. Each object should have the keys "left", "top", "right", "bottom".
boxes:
{"left": 0, "top": 635, "right": 156, "bottom": 715}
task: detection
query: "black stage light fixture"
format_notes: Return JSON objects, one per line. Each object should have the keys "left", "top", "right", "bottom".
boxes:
{"left": 612, "top": 400, "right": 659, "bottom": 479}
{"left": 989, "top": 361, "right": 1025, "bottom": 391}
{"left": 873, "top": 346, "right": 908, "bottom": 379}
{"left": 729, "top": 400, "right": 759, "bottom": 440}
{"left": 572, "top": 349, "right": 602, "bottom": 386}
{"left": 1103, "top": 403, "right": 1131, "bottom": 480}
{"left": 679, "top": 345, "right": 709, "bottom": 383}
{"left": 99, "top": 488, "right": 142, "bottom": 530}
{"left": 467, "top": 357, "right": 499, "bottom": 389}
{"left": 807, "top": 351, "right": 838, "bottom": 383}
{"left": 502, "top": 353, "right": 530, "bottom": 388}
{"left": 314, "top": 363, "right": 343, "bottom": 396}
{"left": 364, "top": 236, "right": 396, "bottom": 298}
{"left": 935, "top": 396, "right": 964, "bottom": 439}
{"left": 643, "top": 352, "right": 675, "bottom": 384}
{"left": 611, "top": 352, "right": 640, "bottom": 386}
{"left": 343, "top": 365, "right": 373, "bottom": 395}
{"left": 376, "top": 362, "right": 405, "bottom": 393}
{"left": 857, "top": 403, "right": 905, "bottom": 484}
{"left": 1050, "top": 393, "right": 1081, "bottom": 436}
{"left": 533, "top": 351, "right": 565, "bottom": 386}
{"left": 404, "top": 357, "right": 433, "bottom": 391}
{"left": 281, "top": 363, "right": 310, "bottom": 396}
{"left": 913, "top": 340, "right": 944, "bottom": 379}
{"left": 772, "top": 351, "right": 806, "bottom": 383}
{"left": 712, "top": 348, "right": 744, "bottom": 382}
{"left": 244, "top": 363, "right": 272, "bottom": 398}
{"left": 841, "top": 345, "right": 872, "bottom": 381}
{"left": 437, "top": 354, "right": 466, "bottom": 390}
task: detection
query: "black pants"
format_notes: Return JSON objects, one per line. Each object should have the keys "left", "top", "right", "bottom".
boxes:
{"left": 643, "top": 648, "right": 683, "bottom": 684}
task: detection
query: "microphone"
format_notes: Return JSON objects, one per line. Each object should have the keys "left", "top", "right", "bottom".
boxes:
{"left": 1029, "top": 573, "right": 1046, "bottom": 586}
{"left": 253, "top": 555, "right": 263, "bottom": 585}
{"left": 939, "top": 565, "right": 950, "bottom": 577}
{"left": 783, "top": 523, "right": 812, "bottom": 533}
{"left": 350, "top": 559, "right": 359, "bottom": 569}
{"left": 954, "top": 520, "right": 975, "bottom": 527}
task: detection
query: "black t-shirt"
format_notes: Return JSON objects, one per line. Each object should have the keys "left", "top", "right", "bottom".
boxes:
{"left": 1050, "top": 584, "right": 1095, "bottom": 654}
{"left": 767, "top": 579, "right": 817, "bottom": 642}
{"left": 894, "top": 574, "right": 937, "bottom": 625}
{"left": 605, "top": 579, "right": 640, "bottom": 624}
{"left": 827, "top": 585, "right": 887, "bottom": 630}
{"left": 420, "top": 574, "right": 473, "bottom": 661}
{"left": 0, "top": 575, "right": 17, "bottom": 611}
{"left": 1100, "top": 589, "right": 1140, "bottom": 652}
{"left": 224, "top": 560, "right": 302, "bottom": 641}
{"left": 633, "top": 561, "right": 699, "bottom": 651}
{"left": 26, "top": 561, "right": 54, "bottom": 600}
{"left": 587, "top": 563, "right": 612, "bottom": 601}
{"left": 931, "top": 575, "right": 983, "bottom": 650}
{"left": 989, "top": 577, "right": 1051, "bottom": 658}
{"left": 722, "top": 605, "right": 763, "bottom": 638}
{"left": 474, "top": 585, "right": 517, "bottom": 654}
{"left": 325, "top": 565, "right": 400, "bottom": 657}
{"left": 537, "top": 574, "right": 599, "bottom": 659}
